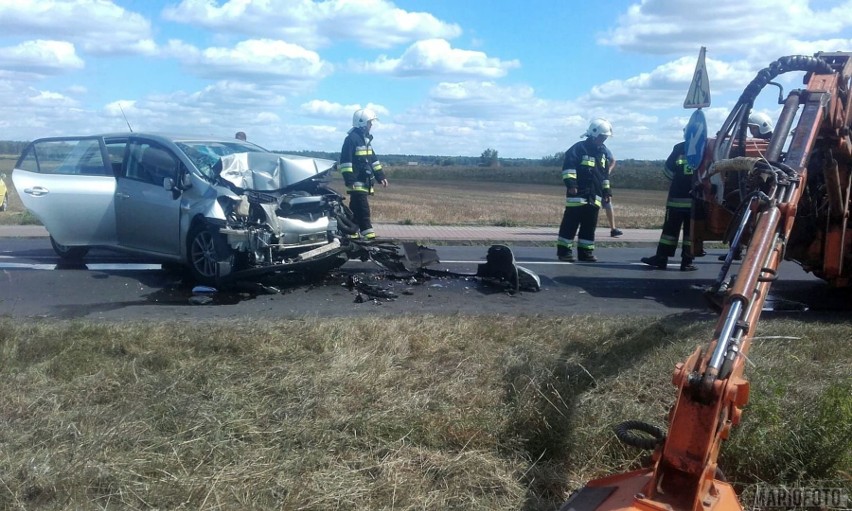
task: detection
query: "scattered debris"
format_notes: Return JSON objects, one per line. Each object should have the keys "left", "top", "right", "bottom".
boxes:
{"left": 189, "top": 294, "right": 214, "bottom": 305}
{"left": 186, "top": 240, "right": 542, "bottom": 305}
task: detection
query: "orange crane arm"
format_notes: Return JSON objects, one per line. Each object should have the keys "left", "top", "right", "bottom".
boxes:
{"left": 561, "top": 52, "right": 852, "bottom": 511}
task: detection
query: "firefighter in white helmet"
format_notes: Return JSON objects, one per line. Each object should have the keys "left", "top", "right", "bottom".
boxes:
{"left": 747, "top": 112, "right": 774, "bottom": 140}
{"left": 338, "top": 108, "right": 388, "bottom": 240}
{"left": 708, "top": 111, "right": 776, "bottom": 261}
{"left": 556, "top": 118, "right": 614, "bottom": 262}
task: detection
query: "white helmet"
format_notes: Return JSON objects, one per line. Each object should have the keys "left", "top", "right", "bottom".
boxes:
{"left": 584, "top": 118, "right": 613, "bottom": 138}
{"left": 353, "top": 108, "right": 378, "bottom": 129}
{"left": 748, "top": 112, "right": 773, "bottom": 137}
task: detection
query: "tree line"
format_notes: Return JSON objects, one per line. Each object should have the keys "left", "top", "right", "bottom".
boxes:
{"left": 0, "top": 140, "right": 667, "bottom": 189}
{"left": 0, "top": 141, "right": 28, "bottom": 156}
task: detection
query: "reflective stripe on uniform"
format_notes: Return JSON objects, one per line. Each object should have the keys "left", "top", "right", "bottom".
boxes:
{"left": 668, "top": 199, "right": 693, "bottom": 208}
{"left": 557, "top": 237, "right": 574, "bottom": 248}
{"left": 659, "top": 234, "right": 679, "bottom": 247}
{"left": 658, "top": 234, "right": 693, "bottom": 248}
{"left": 339, "top": 162, "right": 353, "bottom": 174}
{"left": 676, "top": 156, "right": 694, "bottom": 175}
{"left": 580, "top": 155, "right": 595, "bottom": 167}
{"left": 355, "top": 145, "right": 372, "bottom": 157}
{"left": 577, "top": 238, "right": 595, "bottom": 250}
{"left": 566, "top": 196, "right": 602, "bottom": 207}
{"left": 347, "top": 181, "right": 373, "bottom": 193}
{"left": 371, "top": 160, "right": 382, "bottom": 171}
{"left": 667, "top": 197, "right": 692, "bottom": 209}
{"left": 562, "top": 169, "right": 577, "bottom": 179}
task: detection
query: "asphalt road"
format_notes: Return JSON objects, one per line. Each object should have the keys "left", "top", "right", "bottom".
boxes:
{"left": 3, "top": 238, "right": 849, "bottom": 321}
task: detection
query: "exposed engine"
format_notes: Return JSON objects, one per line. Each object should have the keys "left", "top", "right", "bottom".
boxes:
{"left": 208, "top": 152, "right": 358, "bottom": 279}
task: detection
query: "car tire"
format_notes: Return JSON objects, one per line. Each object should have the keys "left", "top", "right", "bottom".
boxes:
{"left": 187, "top": 222, "right": 235, "bottom": 286}
{"left": 49, "top": 235, "right": 89, "bottom": 260}
{"left": 0, "top": 193, "right": 7, "bottom": 212}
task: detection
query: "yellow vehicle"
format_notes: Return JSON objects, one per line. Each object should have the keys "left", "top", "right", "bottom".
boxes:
{"left": 0, "top": 172, "right": 8, "bottom": 212}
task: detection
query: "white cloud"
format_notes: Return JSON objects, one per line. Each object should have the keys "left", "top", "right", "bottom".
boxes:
{"left": 165, "top": 39, "right": 332, "bottom": 89}
{"left": 301, "top": 100, "right": 360, "bottom": 119}
{"left": 601, "top": 0, "right": 852, "bottom": 63}
{"left": 581, "top": 56, "right": 755, "bottom": 110}
{"left": 375, "top": 81, "right": 575, "bottom": 157}
{"left": 357, "top": 39, "right": 520, "bottom": 78}
{"left": 162, "top": 0, "right": 462, "bottom": 49}
{"left": 0, "top": 0, "right": 157, "bottom": 56}
{"left": 29, "top": 89, "right": 79, "bottom": 107}
{"left": 188, "top": 81, "right": 289, "bottom": 108}
{"left": 0, "top": 40, "right": 84, "bottom": 77}
{"left": 300, "top": 100, "right": 389, "bottom": 123}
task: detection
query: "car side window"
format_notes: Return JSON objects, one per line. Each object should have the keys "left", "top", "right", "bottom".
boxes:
{"left": 17, "top": 139, "right": 110, "bottom": 176}
{"left": 126, "top": 143, "right": 179, "bottom": 186}
{"left": 105, "top": 142, "right": 127, "bottom": 176}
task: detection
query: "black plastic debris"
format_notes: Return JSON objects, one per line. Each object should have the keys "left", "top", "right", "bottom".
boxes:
{"left": 348, "top": 275, "right": 398, "bottom": 300}
{"left": 402, "top": 242, "right": 440, "bottom": 267}
{"left": 475, "top": 245, "right": 541, "bottom": 294}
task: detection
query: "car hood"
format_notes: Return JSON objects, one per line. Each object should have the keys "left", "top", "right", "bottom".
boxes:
{"left": 215, "top": 152, "right": 337, "bottom": 192}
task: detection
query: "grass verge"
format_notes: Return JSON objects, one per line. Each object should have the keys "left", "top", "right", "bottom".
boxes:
{"left": 0, "top": 315, "right": 848, "bottom": 510}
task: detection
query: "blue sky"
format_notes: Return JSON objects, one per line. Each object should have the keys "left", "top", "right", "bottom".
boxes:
{"left": 2, "top": 0, "right": 852, "bottom": 160}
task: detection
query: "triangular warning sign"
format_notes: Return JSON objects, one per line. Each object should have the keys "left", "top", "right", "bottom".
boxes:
{"left": 684, "top": 46, "right": 711, "bottom": 108}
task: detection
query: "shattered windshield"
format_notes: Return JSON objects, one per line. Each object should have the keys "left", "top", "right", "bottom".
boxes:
{"left": 177, "top": 141, "right": 267, "bottom": 180}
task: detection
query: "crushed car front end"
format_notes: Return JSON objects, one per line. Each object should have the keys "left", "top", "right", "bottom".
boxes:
{"left": 185, "top": 150, "right": 356, "bottom": 284}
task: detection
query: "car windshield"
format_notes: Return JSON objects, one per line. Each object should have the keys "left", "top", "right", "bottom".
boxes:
{"left": 177, "top": 141, "right": 267, "bottom": 180}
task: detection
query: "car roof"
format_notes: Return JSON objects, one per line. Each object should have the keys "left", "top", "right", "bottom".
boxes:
{"left": 33, "top": 132, "right": 270, "bottom": 151}
{"left": 102, "top": 132, "right": 255, "bottom": 143}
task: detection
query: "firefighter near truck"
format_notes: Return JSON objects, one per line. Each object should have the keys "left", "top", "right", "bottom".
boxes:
{"left": 561, "top": 51, "right": 852, "bottom": 511}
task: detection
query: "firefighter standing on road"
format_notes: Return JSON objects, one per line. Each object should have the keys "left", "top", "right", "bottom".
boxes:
{"left": 556, "top": 118, "right": 614, "bottom": 262}
{"left": 641, "top": 140, "right": 696, "bottom": 271}
{"left": 339, "top": 108, "right": 388, "bottom": 240}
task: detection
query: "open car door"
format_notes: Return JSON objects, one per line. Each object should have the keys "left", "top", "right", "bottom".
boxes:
{"left": 12, "top": 136, "right": 118, "bottom": 248}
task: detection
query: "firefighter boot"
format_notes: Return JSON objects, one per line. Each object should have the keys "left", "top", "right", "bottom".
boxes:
{"left": 558, "top": 249, "right": 575, "bottom": 262}
{"left": 578, "top": 250, "right": 598, "bottom": 262}
{"left": 680, "top": 257, "right": 698, "bottom": 271}
{"left": 718, "top": 249, "right": 742, "bottom": 261}
{"left": 641, "top": 254, "right": 668, "bottom": 269}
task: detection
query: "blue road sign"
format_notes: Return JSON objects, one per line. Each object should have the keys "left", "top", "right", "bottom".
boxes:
{"left": 685, "top": 109, "right": 708, "bottom": 169}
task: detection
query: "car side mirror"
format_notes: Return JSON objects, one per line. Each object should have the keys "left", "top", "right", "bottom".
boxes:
{"left": 162, "top": 177, "right": 183, "bottom": 200}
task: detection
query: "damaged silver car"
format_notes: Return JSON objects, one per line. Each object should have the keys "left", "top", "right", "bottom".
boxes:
{"left": 12, "top": 133, "right": 366, "bottom": 285}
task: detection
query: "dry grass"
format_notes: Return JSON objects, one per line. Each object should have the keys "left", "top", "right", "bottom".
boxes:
{"left": 368, "top": 179, "right": 667, "bottom": 228}
{"left": 0, "top": 316, "right": 848, "bottom": 510}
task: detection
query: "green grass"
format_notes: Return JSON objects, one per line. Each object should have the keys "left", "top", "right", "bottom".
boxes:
{"left": 0, "top": 316, "right": 848, "bottom": 510}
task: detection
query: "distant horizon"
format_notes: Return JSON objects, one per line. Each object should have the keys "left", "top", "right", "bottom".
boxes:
{"left": 0, "top": 138, "right": 666, "bottom": 164}
{"left": 3, "top": 2, "right": 850, "bottom": 160}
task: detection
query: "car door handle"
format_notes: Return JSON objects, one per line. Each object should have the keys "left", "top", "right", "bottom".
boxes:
{"left": 115, "top": 192, "right": 130, "bottom": 199}
{"left": 24, "top": 186, "right": 49, "bottom": 197}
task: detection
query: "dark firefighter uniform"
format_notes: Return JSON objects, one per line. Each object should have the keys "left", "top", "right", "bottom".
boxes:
{"left": 556, "top": 138, "right": 612, "bottom": 261}
{"left": 339, "top": 127, "right": 385, "bottom": 239}
{"left": 643, "top": 141, "right": 695, "bottom": 270}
